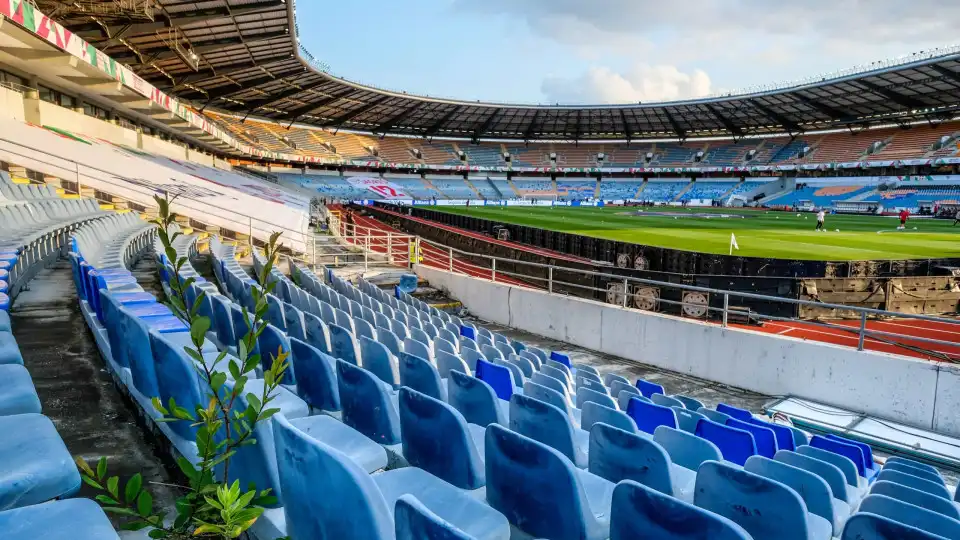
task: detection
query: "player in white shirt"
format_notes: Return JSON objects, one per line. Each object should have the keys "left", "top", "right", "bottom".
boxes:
{"left": 815, "top": 209, "right": 826, "bottom": 231}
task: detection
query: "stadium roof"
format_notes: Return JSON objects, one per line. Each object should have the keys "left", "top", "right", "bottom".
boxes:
{"left": 38, "top": 0, "right": 960, "bottom": 142}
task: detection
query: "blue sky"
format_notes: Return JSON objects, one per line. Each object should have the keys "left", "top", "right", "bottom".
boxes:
{"left": 295, "top": 0, "right": 959, "bottom": 105}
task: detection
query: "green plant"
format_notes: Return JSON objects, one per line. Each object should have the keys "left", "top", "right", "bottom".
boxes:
{"left": 76, "top": 195, "right": 288, "bottom": 539}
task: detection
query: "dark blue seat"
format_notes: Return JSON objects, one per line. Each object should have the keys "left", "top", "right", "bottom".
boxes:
{"left": 827, "top": 434, "right": 877, "bottom": 477}
{"left": 258, "top": 323, "right": 295, "bottom": 385}
{"left": 289, "top": 337, "right": 340, "bottom": 413}
{"left": 635, "top": 378, "right": 664, "bottom": 398}
{"left": 360, "top": 336, "right": 398, "bottom": 387}
{"left": 550, "top": 351, "right": 572, "bottom": 368}
{"left": 510, "top": 393, "right": 587, "bottom": 468}
{"left": 610, "top": 480, "right": 750, "bottom": 540}
{"left": 810, "top": 435, "right": 868, "bottom": 479}
{"left": 626, "top": 398, "right": 677, "bottom": 435}
{"left": 745, "top": 416, "right": 795, "bottom": 452}
{"left": 395, "top": 495, "right": 475, "bottom": 540}
{"left": 337, "top": 360, "right": 400, "bottom": 445}
{"left": 283, "top": 302, "right": 306, "bottom": 341}
{"left": 446, "top": 371, "right": 505, "bottom": 428}
{"left": 475, "top": 359, "right": 515, "bottom": 401}
{"left": 839, "top": 512, "right": 945, "bottom": 540}
{"left": 726, "top": 417, "right": 778, "bottom": 458}
{"left": 859, "top": 493, "right": 960, "bottom": 539}
{"left": 302, "top": 311, "right": 330, "bottom": 354}
{"left": 695, "top": 419, "right": 756, "bottom": 466}
{"left": 209, "top": 294, "right": 237, "bottom": 347}
{"left": 398, "top": 352, "right": 445, "bottom": 401}
{"left": 588, "top": 423, "right": 674, "bottom": 496}
{"left": 716, "top": 403, "right": 752, "bottom": 421}
{"left": 484, "top": 424, "right": 613, "bottom": 540}
{"left": 264, "top": 294, "right": 286, "bottom": 331}
{"left": 398, "top": 388, "right": 485, "bottom": 490}
{"left": 329, "top": 323, "right": 360, "bottom": 366}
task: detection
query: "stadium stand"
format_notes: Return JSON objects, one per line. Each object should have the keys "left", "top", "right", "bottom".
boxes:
{"left": 767, "top": 182, "right": 878, "bottom": 208}
{"left": 640, "top": 181, "right": 689, "bottom": 202}
{"left": 557, "top": 179, "right": 598, "bottom": 200}
{"left": 599, "top": 180, "right": 644, "bottom": 200}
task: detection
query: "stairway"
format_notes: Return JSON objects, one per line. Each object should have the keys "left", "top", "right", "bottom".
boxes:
{"left": 463, "top": 178, "right": 483, "bottom": 199}
{"left": 634, "top": 181, "right": 647, "bottom": 198}
{"left": 672, "top": 181, "right": 695, "bottom": 202}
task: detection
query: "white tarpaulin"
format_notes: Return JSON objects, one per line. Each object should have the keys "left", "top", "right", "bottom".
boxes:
{"left": 0, "top": 118, "right": 311, "bottom": 252}
{"left": 346, "top": 176, "right": 410, "bottom": 199}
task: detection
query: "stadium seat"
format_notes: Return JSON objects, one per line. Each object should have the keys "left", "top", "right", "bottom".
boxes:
{"left": 618, "top": 391, "right": 648, "bottom": 412}
{"left": 775, "top": 449, "right": 851, "bottom": 504}
{"left": 744, "top": 456, "right": 841, "bottom": 535}
{"left": 697, "top": 407, "right": 731, "bottom": 424}
{"left": 796, "top": 445, "right": 861, "bottom": 489}
{"left": 827, "top": 434, "right": 877, "bottom": 477}
{"left": 484, "top": 424, "right": 613, "bottom": 540}
{"left": 303, "top": 312, "right": 331, "bottom": 354}
{"left": 257, "top": 323, "right": 295, "bottom": 385}
{"left": 550, "top": 351, "right": 572, "bottom": 368}
{"left": 507, "top": 353, "right": 535, "bottom": 378}
{"left": 0, "top": 331, "right": 24, "bottom": 365}
{"left": 447, "top": 371, "right": 506, "bottom": 427}
{"left": 398, "top": 352, "right": 445, "bottom": 401}
{"left": 360, "top": 336, "right": 398, "bottom": 387}
{"left": 672, "top": 407, "right": 708, "bottom": 433}
{"left": 694, "top": 460, "right": 831, "bottom": 540}
{"left": 726, "top": 417, "right": 778, "bottom": 458}
{"left": 0, "top": 364, "right": 42, "bottom": 416}
{"left": 654, "top": 425, "right": 722, "bottom": 474}
{"left": 635, "top": 379, "right": 664, "bottom": 398}
{"left": 695, "top": 419, "right": 757, "bottom": 466}
{"left": 436, "top": 350, "right": 471, "bottom": 378}
{"left": 524, "top": 380, "right": 580, "bottom": 424}
{"left": 0, "top": 499, "right": 120, "bottom": 540}
{"left": 882, "top": 461, "right": 943, "bottom": 485}
{"left": 745, "top": 416, "right": 796, "bottom": 452}
{"left": 810, "top": 435, "right": 869, "bottom": 479}
{"left": 716, "top": 403, "right": 752, "bottom": 421}
{"left": 626, "top": 398, "right": 677, "bottom": 435}
{"left": 604, "top": 373, "right": 630, "bottom": 387}
{"left": 398, "top": 388, "right": 485, "bottom": 490}
{"left": 651, "top": 393, "right": 684, "bottom": 409}
{"left": 337, "top": 360, "right": 401, "bottom": 445}
{"left": 273, "top": 415, "right": 510, "bottom": 540}
{"left": 610, "top": 380, "right": 639, "bottom": 399}
{"left": 532, "top": 371, "right": 571, "bottom": 398}
{"left": 329, "top": 324, "right": 361, "bottom": 366}
{"left": 0, "top": 413, "right": 80, "bottom": 510}
{"left": 509, "top": 393, "right": 588, "bottom": 468}
{"left": 494, "top": 357, "right": 526, "bottom": 386}
{"left": 576, "top": 386, "right": 616, "bottom": 411}
{"left": 886, "top": 456, "right": 939, "bottom": 476}
{"left": 875, "top": 469, "right": 951, "bottom": 500}
{"left": 394, "top": 495, "right": 474, "bottom": 540}
{"left": 289, "top": 337, "right": 341, "bottom": 413}
{"left": 839, "top": 512, "right": 945, "bottom": 540}
{"left": 673, "top": 394, "right": 705, "bottom": 411}
{"left": 858, "top": 494, "right": 960, "bottom": 539}
{"left": 475, "top": 359, "right": 516, "bottom": 401}
{"left": 588, "top": 423, "right": 694, "bottom": 500}
{"left": 579, "top": 401, "right": 635, "bottom": 434}
{"left": 609, "top": 480, "right": 750, "bottom": 540}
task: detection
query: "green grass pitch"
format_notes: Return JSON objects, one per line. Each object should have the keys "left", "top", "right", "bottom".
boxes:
{"left": 428, "top": 206, "right": 960, "bottom": 261}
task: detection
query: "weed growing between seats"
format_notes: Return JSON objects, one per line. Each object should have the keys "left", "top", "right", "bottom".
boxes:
{"left": 74, "top": 195, "right": 289, "bottom": 539}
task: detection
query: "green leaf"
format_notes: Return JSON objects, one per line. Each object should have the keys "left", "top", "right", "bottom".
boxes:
{"left": 95, "top": 494, "right": 119, "bottom": 505}
{"left": 192, "top": 524, "right": 222, "bottom": 536}
{"left": 228, "top": 360, "right": 241, "bottom": 381}
{"left": 246, "top": 393, "right": 261, "bottom": 412}
{"left": 137, "top": 490, "right": 154, "bottom": 518}
{"left": 119, "top": 521, "right": 151, "bottom": 531}
{"left": 259, "top": 408, "right": 281, "bottom": 422}
{"left": 191, "top": 316, "right": 211, "bottom": 345}
{"left": 148, "top": 528, "right": 168, "bottom": 539}
{"left": 125, "top": 473, "right": 142, "bottom": 503}
{"left": 151, "top": 397, "right": 169, "bottom": 415}
{"left": 102, "top": 507, "right": 139, "bottom": 517}
{"left": 81, "top": 475, "right": 104, "bottom": 490}
{"left": 177, "top": 457, "right": 199, "bottom": 482}
{"left": 107, "top": 476, "right": 120, "bottom": 499}
{"left": 210, "top": 372, "right": 228, "bottom": 392}
{"left": 96, "top": 457, "right": 107, "bottom": 480}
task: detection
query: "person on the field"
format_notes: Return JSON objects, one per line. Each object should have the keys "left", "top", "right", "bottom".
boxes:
{"left": 899, "top": 209, "right": 910, "bottom": 230}
{"left": 954, "top": 209, "right": 960, "bottom": 226}
{"left": 815, "top": 209, "right": 825, "bottom": 231}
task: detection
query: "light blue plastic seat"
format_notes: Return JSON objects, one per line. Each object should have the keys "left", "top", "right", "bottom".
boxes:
{"left": 409, "top": 327, "right": 432, "bottom": 348}
{"left": 810, "top": 435, "right": 868, "bottom": 479}
{"left": 840, "top": 512, "right": 945, "bottom": 540}
{"left": 329, "top": 323, "right": 361, "bottom": 365}
{"left": 265, "top": 294, "right": 287, "bottom": 331}
{"left": 882, "top": 461, "right": 943, "bottom": 485}
{"left": 745, "top": 416, "right": 796, "bottom": 452}
{"left": 546, "top": 359, "right": 574, "bottom": 380}
{"left": 526, "top": 346, "right": 548, "bottom": 365}
{"left": 519, "top": 349, "right": 542, "bottom": 369}
{"left": 282, "top": 302, "right": 305, "bottom": 341}
{"left": 716, "top": 403, "right": 752, "bottom": 421}
{"left": 399, "top": 352, "right": 445, "bottom": 401}
{"left": 860, "top": 493, "right": 960, "bottom": 539}
{"left": 494, "top": 341, "right": 515, "bottom": 360}
{"left": 0, "top": 413, "right": 80, "bottom": 510}
{"left": 0, "top": 364, "right": 41, "bottom": 416}
{"left": 403, "top": 338, "right": 433, "bottom": 364}
{"left": 122, "top": 314, "right": 187, "bottom": 398}
{"left": 876, "top": 469, "right": 951, "bottom": 500}
{"left": 0, "top": 330, "right": 23, "bottom": 365}
{"left": 797, "top": 445, "right": 861, "bottom": 489}
{"left": 149, "top": 329, "right": 207, "bottom": 440}
{"left": 671, "top": 407, "right": 707, "bottom": 434}
{"left": 695, "top": 460, "right": 830, "bottom": 540}
{"left": 610, "top": 480, "right": 750, "bottom": 540}
{"left": 588, "top": 423, "right": 680, "bottom": 497}
{"left": 508, "top": 354, "right": 535, "bottom": 378}
{"left": 360, "top": 336, "right": 398, "bottom": 387}
{"left": 673, "top": 394, "right": 705, "bottom": 411}
{"left": 494, "top": 357, "right": 525, "bottom": 387}
{"left": 695, "top": 419, "right": 756, "bottom": 466}
{"left": 434, "top": 337, "right": 457, "bottom": 356}
{"left": 273, "top": 414, "right": 509, "bottom": 540}
{"left": 532, "top": 371, "right": 570, "bottom": 398}
{"left": 542, "top": 364, "right": 574, "bottom": 391}
{"left": 390, "top": 318, "right": 409, "bottom": 338}
{"left": 627, "top": 398, "right": 678, "bottom": 435}
{"left": 618, "top": 391, "right": 647, "bottom": 411}
{"left": 697, "top": 406, "right": 731, "bottom": 424}
{"left": 745, "top": 456, "right": 838, "bottom": 535}
{"left": 775, "top": 449, "right": 850, "bottom": 503}
{"left": 436, "top": 350, "right": 470, "bottom": 378}
{"left": 481, "top": 344, "right": 504, "bottom": 362}
{"left": 635, "top": 378, "right": 664, "bottom": 398}
{"left": 353, "top": 317, "right": 377, "bottom": 342}
{"left": 485, "top": 424, "right": 614, "bottom": 540}
{"left": 885, "top": 456, "right": 939, "bottom": 477}
{"left": 726, "top": 417, "right": 778, "bottom": 458}
{"left": 510, "top": 393, "right": 588, "bottom": 468}
{"left": 789, "top": 425, "right": 809, "bottom": 448}
{"left": 337, "top": 360, "right": 401, "bottom": 445}
{"left": 334, "top": 307, "right": 354, "bottom": 333}
{"left": 576, "top": 376, "right": 608, "bottom": 397}
{"left": 209, "top": 294, "right": 237, "bottom": 346}
{"left": 604, "top": 373, "right": 630, "bottom": 387}
{"left": 398, "top": 388, "right": 485, "bottom": 490}
{"left": 0, "top": 498, "right": 120, "bottom": 540}
{"left": 395, "top": 495, "right": 475, "bottom": 540}
{"left": 576, "top": 387, "right": 617, "bottom": 411}
{"left": 611, "top": 380, "right": 639, "bottom": 399}
{"left": 289, "top": 337, "right": 340, "bottom": 413}
{"left": 580, "top": 401, "right": 635, "bottom": 434}
{"left": 258, "top": 323, "right": 295, "bottom": 385}
{"left": 652, "top": 394, "right": 684, "bottom": 409}
{"left": 447, "top": 371, "right": 506, "bottom": 428}
{"left": 654, "top": 425, "right": 722, "bottom": 473}
{"left": 302, "top": 311, "right": 331, "bottom": 354}
{"left": 476, "top": 359, "right": 516, "bottom": 401}
{"left": 523, "top": 380, "right": 580, "bottom": 424}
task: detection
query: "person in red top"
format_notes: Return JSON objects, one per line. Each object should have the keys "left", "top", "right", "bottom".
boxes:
{"left": 898, "top": 209, "right": 910, "bottom": 230}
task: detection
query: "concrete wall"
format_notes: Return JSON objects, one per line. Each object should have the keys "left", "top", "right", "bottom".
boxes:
{"left": 417, "top": 265, "right": 960, "bottom": 436}
{"left": 39, "top": 102, "right": 138, "bottom": 147}
{"left": 141, "top": 135, "right": 187, "bottom": 161}
{"left": 0, "top": 86, "right": 24, "bottom": 122}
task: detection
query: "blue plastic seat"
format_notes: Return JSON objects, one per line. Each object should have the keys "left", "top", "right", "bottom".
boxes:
{"left": 697, "top": 407, "right": 731, "bottom": 424}
{"left": 403, "top": 338, "right": 433, "bottom": 364}
{"left": 395, "top": 495, "right": 475, "bottom": 540}
{"left": 475, "top": 359, "right": 515, "bottom": 401}
{"left": 0, "top": 364, "right": 41, "bottom": 416}
{"left": 627, "top": 398, "right": 678, "bottom": 435}
{"left": 481, "top": 344, "right": 504, "bottom": 362}
{"left": 434, "top": 337, "right": 457, "bottom": 356}
{"left": 360, "top": 336, "right": 398, "bottom": 387}
{"left": 524, "top": 380, "right": 579, "bottom": 422}
{"left": 289, "top": 338, "right": 340, "bottom": 413}
{"left": 377, "top": 327, "right": 403, "bottom": 358}
{"left": 576, "top": 376, "right": 607, "bottom": 396}
{"left": 273, "top": 414, "right": 510, "bottom": 540}
{"left": 329, "top": 323, "right": 360, "bottom": 366}
{"left": 580, "top": 401, "right": 635, "bottom": 434}
{"left": 695, "top": 419, "right": 756, "bottom": 466}
{"left": 611, "top": 379, "right": 639, "bottom": 399}
{"left": 652, "top": 394, "right": 684, "bottom": 409}
{"left": 745, "top": 456, "right": 838, "bottom": 535}
{"left": 0, "top": 413, "right": 80, "bottom": 510}
{"left": 531, "top": 371, "right": 570, "bottom": 398}
{"left": 618, "top": 391, "right": 648, "bottom": 411}
{"left": 353, "top": 317, "right": 377, "bottom": 342}
{"left": 209, "top": 294, "right": 238, "bottom": 347}
{"left": 745, "top": 416, "right": 796, "bottom": 452}
{"left": 654, "top": 425, "right": 722, "bottom": 473}
{"left": 604, "top": 373, "right": 630, "bottom": 387}
{"left": 797, "top": 444, "right": 860, "bottom": 489}
{"left": 673, "top": 394, "right": 705, "bottom": 411}
{"left": 398, "top": 352, "right": 445, "bottom": 401}
{"left": 0, "top": 311, "right": 9, "bottom": 332}
{"left": 716, "top": 403, "right": 752, "bottom": 421}
{"left": 859, "top": 493, "right": 960, "bottom": 539}
{"left": 610, "top": 480, "right": 750, "bottom": 540}
{"left": 0, "top": 498, "right": 120, "bottom": 540}
{"left": 0, "top": 331, "right": 23, "bottom": 365}
{"left": 436, "top": 350, "right": 470, "bottom": 378}
{"left": 302, "top": 311, "right": 330, "bottom": 354}
{"left": 494, "top": 357, "right": 526, "bottom": 387}
{"left": 635, "top": 378, "right": 664, "bottom": 398}
{"left": 876, "top": 469, "right": 951, "bottom": 500}
{"left": 337, "top": 360, "right": 401, "bottom": 445}
{"left": 726, "top": 417, "right": 778, "bottom": 458}
{"left": 588, "top": 423, "right": 678, "bottom": 497}
{"left": 447, "top": 371, "right": 506, "bottom": 428}
{"left": 398, "top": 388, "right": 485, "bottom": 490}
{"left": 485, "top": 424, "right": 613, "bottom": 540}
{"left": 148, "top": 330, "right": 206, "bottom": 440}
{"left": 827, "top": 434, "right": 877, "bottom": 478}
{"left": 545, "top": 359, "right": 574, "bottom": 381}
{"left": 810, "top": 435, "right": 868, "bottom": 479}
{"left": 258, "top": 323, "right": 295, "bottom": 385}
{"left": 510, "top": 393, "right": 587, "bottom": 468}
{"left": 695, "top": 460, "right": 830, "bottom": 540}
{"left": 672, "top": 407, "right": 708, "bottom": 434}
{"left": 526, "top": 346, "right": 548, "bottom": 365}
{"left": 265, "top": 294, "right": 287, "bottom": 331}
{"left": 885, "top": 456, "right": 939, "bottom": 477}
{"left": 550, "top": 351, "right": 572, "bottom": 368}
{"left": 775, "top": 449, "right": 850, "bottom": 503}
{"left": 882, "top": 461, "right": 943, "bottom": 485}
{"left": 840, "top": 512, "right": 946, "bottom": 540}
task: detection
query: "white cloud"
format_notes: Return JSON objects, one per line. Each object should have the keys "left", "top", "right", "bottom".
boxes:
{"left": 542, "top": 64, "right": 714, "bottom": 104}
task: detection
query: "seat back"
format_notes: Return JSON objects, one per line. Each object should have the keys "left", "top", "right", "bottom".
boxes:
{"left": 827, "top": 434, "right": 875, "bottom": 471}
{"left": 604, "top": 373, "right": 630, "bottom": 387}
{"left": 576, "top": 386, "right": 616, "bottom": 410}
{"left": 329, "top": 323, "right": 360, "bottom": 366}
{"left": 580, "top": 401, "right": 635, "bottom": 434}
{"left": 265, "top": 294, "right": 286, "bottom": 331}
{"left": 436, "top": 350, "right": 471, "bottom": 378}
{"left": 876, "top": 469, "right": 951, "bottom": 500}
{"left": 494, "top": 357, "right": 525, "bottom": 386}
{"left": 744, "top": 417, "right": 795, "bottom": 452}
{"left": 694, "top": 461, "right": 810, "bottom": 540}
{"left": 433, "top": 337, "right": 457, "bottom": 356}
{"left": 273, "top": 414, "right": 392, "bottom": 540}
{"left": 576, "top": 376, "right": 607, "bottom": 396}
{"left": 481, "top": 344, "right": 505, "bottom": 362}
{"left": 715, "top": 402, "right": 752, "bottom": 421}
{"left": 883, "top": 461, "right": 943, "bottom": 485}
{"left": 635, "top": 378, "right": 664, "bottom": 398}
{"left": 447, "top": 371, "right": 504, "bottom": 428}
{"left": 870, "top": 480, "right": 960, "bottom": 519}
{"left": 672, "top": 407, "right": 707, "bottom": 434}
{"left": 217, "top": 380, "right": 282, "bottom": 507}
{"left": 359, "top": 336, "right": 398, "bottom": 387}
{"left": 398, "top": 352, "right": 444, "bottom": 401}
{"left": 258, "top": 323, "right": 295, "bottom": 385}
{"left": 860, "top": 494, "right": 960, "bottom": 539}
{"left": 395, "top": 495, "right": 474, "bottom": 540}
{"left": 744, "top": 456, "right": 834, "bottom": 524}
{"left": 484, "top": 424, "right": 602, "bottom": 540}
{"left": 839, "top": 512, "right": 945, "bottom": 540}
{"left": 282, "top": 302, "right": 306, "bottom": 341}
{"left": 509, "top": 394, "right": 582, "bottom": 466}
{"left": 353, "top": 318, "right": 377, "bottom": 342}
{"left": 531, "top": 372, "right": 569, "bottom": 398}
{"left": 610, "top": 480, "right": 750, "bottom": 540}
{"left": 148, "top": 330, "right": 203, "bottom": 440}
{"left": 541, "top": 364, "right": 572, "bottom": 388}
{"left": 810, "top": 435, "right": 866, "bottom": 478}
{"left": 403, "top": 338, "right": 433, "bottom": 364}
{"left": 627, "top": 398, "right": 677, "bottom": 435}
{"left": 774, "top": 449, "right": 848, "bottom": 503}
{"left": 549, "top": 351, "right": 572, "bottom": 368}
{"left": 654, "top": 425, "right": 722, "bottom": 472}
{"left": 337, "top": 360, "right": 400, "bottom": 444}
{"left": 289, "top": 338, "right": 340, "bottom": 412}
{"left": 673, "top": 394, "right": 705, "bottom": 411}
{"left": 475, "top": 359, "right": 515, "bottom": 401}
{"left": 523, "top": 381, "right": 575, "bottom": 419}
{"left": 886, "top": 456, "right": 939, "bottom": 477}
{"left": 588, "top": 423, "right": 673, "bottom": 494}
{"left": 651, "top": 394, "right": 684, "bottom": 409}
{"left": 302, "top": 312, "right": 331, "bottom": 354}
{"left": 796, "top": 445, "right": 858, "bottom": 487}
{"left": 695, "top": 419, "right": 756, "bottom": 466}
{"left": 398, "top": 388, "right": 484, "bottom": 490}
{"left": 726, "top": 417, "right": 777, "bottom": 458}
